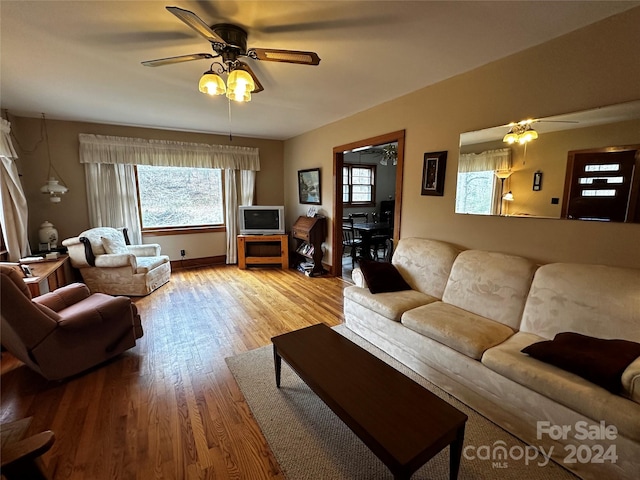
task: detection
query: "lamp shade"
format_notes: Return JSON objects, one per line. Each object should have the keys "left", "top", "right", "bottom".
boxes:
{"left": 40, "top": 177, "right": 68, "bottom": 195}
{"left": 503, "top": 191, "right": 514, "bottom": 201}
{"left": 41, "top": 177, "right": 68, "bottom": 202}
{"left": 226, "top": 69, "right": 255, "bottom": 102}
{"left": 494, "top": 170, "right": 513, "bottom": 179}
{"left": 502, "top": 130, "right": 519, "bottom": 144}
{"left": 199, "top": 72, "right": 226, "bottom": 95}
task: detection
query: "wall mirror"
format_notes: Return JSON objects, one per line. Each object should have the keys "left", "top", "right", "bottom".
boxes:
{"left": 455, "top": 100, "right": 640, "bottom": 223}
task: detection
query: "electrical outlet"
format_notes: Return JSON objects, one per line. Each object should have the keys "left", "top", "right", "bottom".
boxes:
{"left": 180, "top": 249, "right": 186, "bottom": 257}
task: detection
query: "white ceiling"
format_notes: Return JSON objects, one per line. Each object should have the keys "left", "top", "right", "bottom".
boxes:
{"left": 2, "top": 1, "right": 638, "bottom": 140}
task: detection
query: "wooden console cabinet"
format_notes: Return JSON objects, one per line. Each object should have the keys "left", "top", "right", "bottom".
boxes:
{"left": 292, "top": 216, "right": 326, "bottom": 276}
{"left": 237, "top": 234, "right": 289, "bottom": 269}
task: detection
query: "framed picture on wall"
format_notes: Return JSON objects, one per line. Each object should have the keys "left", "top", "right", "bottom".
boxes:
{"left": 421, "top": 151, "right": 447, "bottom": 196}
{"left": 298, "top": 168, "right": 321, "bottom": 205}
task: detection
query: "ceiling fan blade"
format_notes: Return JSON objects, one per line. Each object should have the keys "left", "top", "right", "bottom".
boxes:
{"left": 141, "top": 53, "right": 214, "bottom": 67}
{"left": 166, "top": 6, "right": 228, "bottom": 44}
{"left": 248, "top": 48, "right": 320, "bottom": 66}
{"left": 237, "top": 61, "right": 264, "bottom": 93}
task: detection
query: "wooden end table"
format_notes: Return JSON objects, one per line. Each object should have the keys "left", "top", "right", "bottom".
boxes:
{"left": 272, "top": 323, "right": 467, "bottom": 479}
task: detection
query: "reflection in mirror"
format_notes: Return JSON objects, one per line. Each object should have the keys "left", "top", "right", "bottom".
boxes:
{"left": 455, "top": 100, "right": 640, "bottom": 222}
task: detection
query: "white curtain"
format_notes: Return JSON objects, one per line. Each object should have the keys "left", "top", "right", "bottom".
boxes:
{"left": 0, "top": 119, "right": 30, "bottom": 261}
{"left": 458, "top": 148, "right": 512, "bottom": 173}
{"left": 458, "top": 148, "right": 512, "bottom": 215}
{"left": 79, "top": 134, "right": 259, "bottom": 260}
{"left": 225, "top": 169, "right": 257, "bottom": 264}
{"left": 84, "top": 163, "right": 142, "bottom": 244}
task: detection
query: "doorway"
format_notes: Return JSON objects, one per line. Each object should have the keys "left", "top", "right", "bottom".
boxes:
{"left": 562, "top": 146, "right": 640, "bottom": 222}
{"left": 332, "top": 130, "right": 405, "bottom": 280}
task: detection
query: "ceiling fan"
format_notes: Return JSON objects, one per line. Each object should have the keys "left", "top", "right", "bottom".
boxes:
{"left": 141, "top": 6, "right": 321, "bottom": 96}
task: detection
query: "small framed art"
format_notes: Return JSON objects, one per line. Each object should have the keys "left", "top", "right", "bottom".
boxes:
{"left": 421, "top": 151, "right": 447, "bottom": 196}
{"left": 533, "top": 171, "right": 543, "bottom": 191}
{"left": 298, "top": 168, "right": 321, "bottom": 205}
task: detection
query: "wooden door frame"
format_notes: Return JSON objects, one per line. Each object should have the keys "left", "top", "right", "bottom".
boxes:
{"left": 332, "top": 130, "right": 406, "bottom": 276}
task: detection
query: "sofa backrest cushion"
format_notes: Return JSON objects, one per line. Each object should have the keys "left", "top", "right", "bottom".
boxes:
{"left": 442, "top": 250, "right": 537, "bottom": 330}
{"left": 392, "top": 238, "right": 461, "bottom": 299}
{"left": 520, "top": 263, "right": 640, "bottom": 342}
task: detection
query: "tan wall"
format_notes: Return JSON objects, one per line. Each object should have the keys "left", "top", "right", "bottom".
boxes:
{"left": 10, "top": 117, "right": 284, "bottom": 260}
{"left": 284, "top": 7, "right": 640, "bottom": 268}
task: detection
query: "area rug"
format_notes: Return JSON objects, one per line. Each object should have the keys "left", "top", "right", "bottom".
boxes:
{"left": 225, "top": 325, "right": 577, "bottom": 479}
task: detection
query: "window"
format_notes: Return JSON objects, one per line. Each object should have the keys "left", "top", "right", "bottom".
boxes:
{"left": 343, "top": 164, "right": 376, "bottom": 206}
{"left": 455, "top": 170, "right": 497, "bottom": 215}
{"left": 136, "top": 165, "right": 224, "bottom": 231}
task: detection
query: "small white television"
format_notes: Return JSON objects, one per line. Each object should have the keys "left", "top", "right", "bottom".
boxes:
{"left": 239, "top": 206, "right": 285, "bottom": 235}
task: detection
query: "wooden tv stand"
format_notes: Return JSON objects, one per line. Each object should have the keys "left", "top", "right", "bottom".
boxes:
{"left": 237, "top": 234, "right": 289, "bottom": 269}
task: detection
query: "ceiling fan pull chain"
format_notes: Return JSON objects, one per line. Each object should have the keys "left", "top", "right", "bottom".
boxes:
{"left": 228, "top": 96, "right": 233, "bottom": 141}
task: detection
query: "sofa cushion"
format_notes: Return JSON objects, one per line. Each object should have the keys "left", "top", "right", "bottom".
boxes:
{"left": 521, "top": 332, "right": 640, "bottom": 393}
{"left": 520, "top": 263, "right": 640, "bottom": 342}
{"left": 622, "top": 357, "right": 640, "bottom": 403}
{"left": 401, "top": 301, "right": 516, "bottom": 360}
{"left": 344, "top": 285, "right": 437, "bottom": 322}
{"left": 101, "top": 235, "right": 129, "bottom": 255}
{"left": 442, "top": 250, "right": 537, "bottom": 330}
{"left": 358, "top": 259, "right": 411, "bottom": 294}
{"left": 482, "top": 332, "right": 640, "bottom": 442}
{"left": 135, "top": 256, "right": 169, "bottom": 274}
{"left": 391, "top": 238, "right": 461, "bottom": 298}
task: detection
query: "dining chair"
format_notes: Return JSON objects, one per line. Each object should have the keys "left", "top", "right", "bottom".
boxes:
{"left": 348, "top": 212, "right": 368, "bottom": 240}
{"left": 342, "top": 221, "right": 362, "bottom": 267}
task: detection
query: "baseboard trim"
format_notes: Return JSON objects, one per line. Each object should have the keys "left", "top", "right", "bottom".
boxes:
{"left": 170, "top": 255, "right": 227, "bottom": 270}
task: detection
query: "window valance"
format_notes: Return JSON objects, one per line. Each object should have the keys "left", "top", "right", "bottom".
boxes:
{"left": 79, "top": 134, "right": 260, "bottom": 171}
{"left": 458, "top": 148, "right": 511, "bottom": 173}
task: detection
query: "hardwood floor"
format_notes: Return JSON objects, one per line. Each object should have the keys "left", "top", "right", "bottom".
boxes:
{"left": 1, "top": 266, "right": 348, "bottom": 479}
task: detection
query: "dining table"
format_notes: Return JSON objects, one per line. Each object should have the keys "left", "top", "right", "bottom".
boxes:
{"left": 351, "top": 222, "right": 392, "bottom": 261}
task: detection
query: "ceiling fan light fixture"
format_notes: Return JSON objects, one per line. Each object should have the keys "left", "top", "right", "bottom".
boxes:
{"left": 503, "top": 120, "right": 539, "bottom": 145}
{"left": 519, "top": 126, "right": 538, "bottom": 144}
{"left": 199, "top": 71, "right": 226, "bottom": 96}
{"left": 226, "top": 69, "right": 255, "bottom": 103}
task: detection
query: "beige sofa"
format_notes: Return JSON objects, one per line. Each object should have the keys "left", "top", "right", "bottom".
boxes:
{"left": 344, "top": 238, "right": 640, "bottom": 480}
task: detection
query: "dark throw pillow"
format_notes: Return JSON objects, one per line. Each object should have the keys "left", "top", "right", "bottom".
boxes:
{"left": 359, "top": 259, "right": 411, "bottom": 294}
{"left": 521, "top": 332, "right": 640, "bottom": 393}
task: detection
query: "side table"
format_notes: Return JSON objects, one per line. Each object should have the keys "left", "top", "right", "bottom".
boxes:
{"left": 22, "top": 255, "right": 72, "bottom": 296}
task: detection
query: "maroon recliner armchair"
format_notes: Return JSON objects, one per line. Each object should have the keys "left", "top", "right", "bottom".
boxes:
{"left": 1, "top": 265, "right": 143, "bottom": 380}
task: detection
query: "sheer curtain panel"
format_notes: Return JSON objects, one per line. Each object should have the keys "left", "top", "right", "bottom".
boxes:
{"left": 225, "top": 169, "right": 257, "bottom": 264}
{"left": 83, "top": 163, "right": 142, "bottom": 244}
{"left": 0, "top": 119, "right": 30, "bottom": 261}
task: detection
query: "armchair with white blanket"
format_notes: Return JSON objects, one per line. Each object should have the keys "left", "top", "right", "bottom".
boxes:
{"left": 62, "top": 227, "right": 170, "bottom": 296}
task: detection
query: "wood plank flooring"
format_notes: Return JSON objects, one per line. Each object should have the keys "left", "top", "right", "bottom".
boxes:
{"left": 1, "top": 266, "right": 348, "bottom": 479}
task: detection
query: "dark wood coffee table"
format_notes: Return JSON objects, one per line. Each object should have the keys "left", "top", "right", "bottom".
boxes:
{"left": 272, "top": 323, "right": 467, "bottom": 479}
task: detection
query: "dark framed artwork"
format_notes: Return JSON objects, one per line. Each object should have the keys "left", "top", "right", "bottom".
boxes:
{"left": 421, "top": 151, "right": 447, "bottom": 196}
{"left": 298, "top": 168, "right": 321, "bottom": 205}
